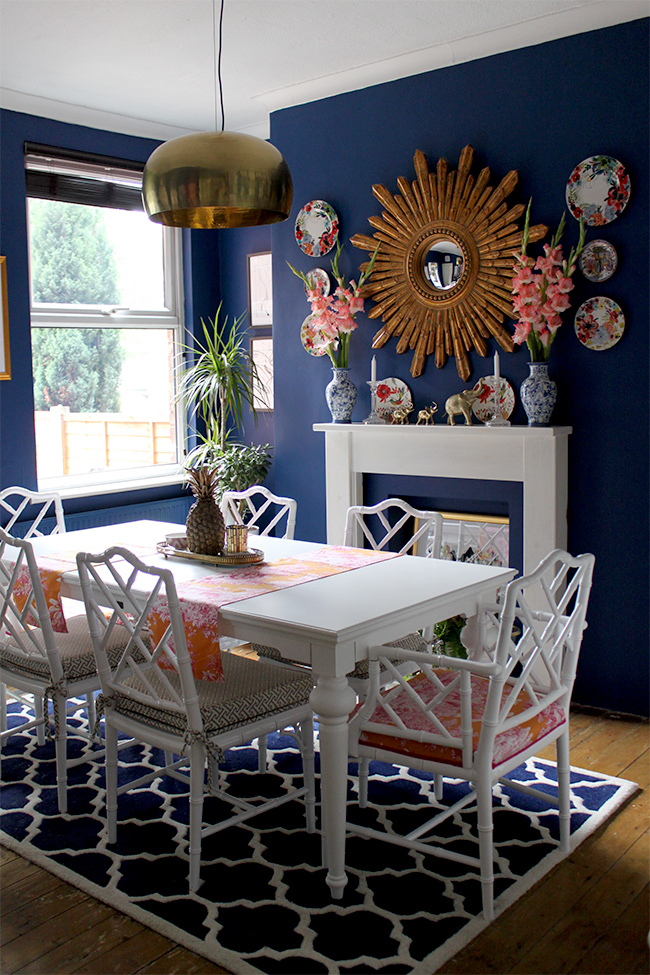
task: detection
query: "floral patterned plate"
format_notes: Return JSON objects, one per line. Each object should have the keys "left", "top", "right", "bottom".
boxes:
{"left": 565, "top": 156, "right": 630, "bottom": 226}
{"left": 574, "top": 297, "right": 625, "bottom": 351}
{"left": 579, "top": 239, "right": 618, "bottom": 282}
{"left": 304, "top": 268, "right": 330, "bottom": 297}
{"left": 300, "top": 313, "right": 327, "bottom": 356}
{"left": 295, "top": 200, "right": 339, "bottom": 257}
{"left": 472, "top": 376, "right": 515, "bottom": 423}
{"left": 375, "top": 378, "right": 413, "bottom": 421}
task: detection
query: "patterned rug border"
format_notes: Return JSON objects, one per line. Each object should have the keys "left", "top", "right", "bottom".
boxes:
{"left": 1, "top": 753, "right": 638, "bottom": 975}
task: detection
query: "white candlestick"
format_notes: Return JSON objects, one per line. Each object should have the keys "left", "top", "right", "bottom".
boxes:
{"left": 494, "top": 350, "right": 500, "bottom": 385}
{"left": 371, "top": 355, "right": 377, "bottom": 383}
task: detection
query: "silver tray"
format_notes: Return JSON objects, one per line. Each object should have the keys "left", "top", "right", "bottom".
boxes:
{"left": 156, "top": 542, "right": 265, "bottom": 567}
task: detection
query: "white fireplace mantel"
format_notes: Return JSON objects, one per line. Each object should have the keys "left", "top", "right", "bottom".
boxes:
{"left": 313, "top": 423, "right": 571, "bottom": 575}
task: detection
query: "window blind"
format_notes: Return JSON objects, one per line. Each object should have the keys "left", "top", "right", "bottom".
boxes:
{"left": 24, "top": 142, "right": 145, "bottom": 211}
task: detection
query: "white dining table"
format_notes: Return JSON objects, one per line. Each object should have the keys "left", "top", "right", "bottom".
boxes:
{"left": 21, "top": 519, "right": 516, "bottom": 898}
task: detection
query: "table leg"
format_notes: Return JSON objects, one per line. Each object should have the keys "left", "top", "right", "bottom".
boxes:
{"left": 311, "top": 674, "right": 357, "bottom": 899}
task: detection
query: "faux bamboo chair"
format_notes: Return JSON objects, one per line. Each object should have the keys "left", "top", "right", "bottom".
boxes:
{"left": 221, "top": 486, "right": 297, "bottom": 540}
{"left": 251, "top": 499, "right": 444, "bottom": 775}
{"left": 0, "top": 528, "right": 130, "bottom": 813}
{"left": 347, "top": 548, "right": 595, "bottom": 921}
{"left": 76, "top": 545, "right": 316, "bottom": 893}
{"left": 0, "top": 486, "right": 66, "bottom": 538}
{"left": 253, "top": 499, "right": 445, "bottom": 681}
{"left": 0, "top": 488, "right": 69, "bottom": 747}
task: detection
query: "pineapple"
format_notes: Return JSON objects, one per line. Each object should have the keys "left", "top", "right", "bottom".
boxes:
{"left": 185, "top": 467, "right": 225, "bottom": 556}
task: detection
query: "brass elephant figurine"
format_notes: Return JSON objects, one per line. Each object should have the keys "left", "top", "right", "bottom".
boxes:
{"left": 444, "top": 379, "right": 486, "bottom": 425}
{"left": 391, "top": 404, "right": 413, "bottom": 425}
{"left": 416, "top": 403, "right": 438, "bottom": 425}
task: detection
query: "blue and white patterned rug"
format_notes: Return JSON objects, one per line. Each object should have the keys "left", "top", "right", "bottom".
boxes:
{"left": 0, "top": 699, "right": 637, "bottom": 974}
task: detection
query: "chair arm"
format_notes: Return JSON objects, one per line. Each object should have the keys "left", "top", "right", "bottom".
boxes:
{"left": 367, "top": 644, "right": 501, "bottom": 678}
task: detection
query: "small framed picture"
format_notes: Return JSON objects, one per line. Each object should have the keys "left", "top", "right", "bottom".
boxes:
{"left": 250, "top": 337, "right": 274, "bottom": 411}
{"left": 0, "top": 257, "right": 10, "bottom": 381}
{"left": 247, "top": 251, "right": 272, "bottom": 327}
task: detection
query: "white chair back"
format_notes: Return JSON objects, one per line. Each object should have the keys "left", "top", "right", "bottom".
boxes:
{"left": 76, "top": 546, "right": 203, "bottom": 735}
{"left": 0, "top": 527, "right": 64, "bottom": 684}
{"left": 0, "top": 487, "right": 66, "bottom": 538}
{"left": 343, "top": 499, "right": 443, "bottom": 557}
{"left": 221, "top": 486, "right": 297, "bottom": 539}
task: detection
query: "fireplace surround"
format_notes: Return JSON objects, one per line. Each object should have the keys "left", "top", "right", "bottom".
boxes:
{"left": 314, "top": 424, "right": 571, "bottom": 580}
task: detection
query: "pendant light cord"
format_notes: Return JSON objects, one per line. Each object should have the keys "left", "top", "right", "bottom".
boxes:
{"left": 213, "top": 0, "right": 225, "bottom": 132}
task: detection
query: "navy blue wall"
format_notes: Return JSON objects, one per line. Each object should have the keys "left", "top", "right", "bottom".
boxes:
{"left": 264, "top": 20, "right": 648, "bottom": 714}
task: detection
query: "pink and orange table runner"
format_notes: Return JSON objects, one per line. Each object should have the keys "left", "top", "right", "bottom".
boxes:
{"left": 16, "top": 544, "right": 399, "bottom": 682}
{"left": 148, "top": 546, "right": 399, "bottom": 681}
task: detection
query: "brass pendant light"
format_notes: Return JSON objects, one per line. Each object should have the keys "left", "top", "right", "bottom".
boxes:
{"left": 142, "top": 0, "right": 292, "bottom": 229}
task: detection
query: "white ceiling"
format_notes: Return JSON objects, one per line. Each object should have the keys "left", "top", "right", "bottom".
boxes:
{"left": 0, "top": 0, "right": 647, "bottom": 141}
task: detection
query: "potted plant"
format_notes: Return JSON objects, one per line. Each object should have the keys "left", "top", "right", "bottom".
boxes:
{"left": 178, "top": 304, "right": 271, "bottom": 500}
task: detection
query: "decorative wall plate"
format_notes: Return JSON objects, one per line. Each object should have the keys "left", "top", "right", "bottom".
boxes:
{"left": 579, "top": 240, "right": 618, "bottom": 282}
{"left": 565, "top": 156, "right": 630, "bottom": 226}
{"left": 375, "top": 378, "right": 413, "bottom": 420}
{"left": 300, "top": 313, "right": 327, "bottom": 356}
{"left": 574, "top": 297, "right": 625, "bottom": 351}
{"left": 472, "top": 376, "right": 515, "bottom": 423}
{"left": 304, "top": 268, "right": 330, "bottom": 296}
{"left": 295, "top": 200, "right": 339, "bottom": 257}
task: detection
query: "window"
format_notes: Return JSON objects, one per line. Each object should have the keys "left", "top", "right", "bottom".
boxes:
{"left": 26, "top": 144, "right": 185, "bottom": 491}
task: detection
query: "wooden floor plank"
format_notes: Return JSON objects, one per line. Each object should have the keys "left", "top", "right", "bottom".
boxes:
{"left": 70, "top": 927, "right": 175, "bottom": 975}
{"left": 135, "top": 943, "right": 231, "bottom": 974}
{"left": 1, "top": 898, "right": 114, "bottom": 973}
{"left": 513, "top": 829, "right": 649, "bottom": 973}
{"left": 0, "top": 868, "right": 63, "bottom": 927}
{"left": 14, "top": 912, "right": 145, "bottom": 975}
{"left": 568, "top": 885, "right": 650, "bottom": 975}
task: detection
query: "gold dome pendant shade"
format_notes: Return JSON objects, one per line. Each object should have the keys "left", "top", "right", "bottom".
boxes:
{"left": 142, "top": 130, "right": 293, "bottom": 229}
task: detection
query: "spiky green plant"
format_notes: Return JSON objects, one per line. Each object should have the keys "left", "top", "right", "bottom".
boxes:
{"left": 178, "top": 302, "right": 268, "bottom": 454}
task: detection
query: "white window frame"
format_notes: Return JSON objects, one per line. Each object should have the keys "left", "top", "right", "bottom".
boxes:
{"left": 28, "top": 195, "right": 187, "bottom": 497}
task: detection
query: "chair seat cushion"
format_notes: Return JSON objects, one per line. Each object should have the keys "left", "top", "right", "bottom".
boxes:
{"left": 356, "top": 668, "right": 566, "bottom": 768}
{"left": 0, "top": 614, "right": 129, "bottom": 685}
{"left": 110, "top": 651, "right": 313, "bottom": 738}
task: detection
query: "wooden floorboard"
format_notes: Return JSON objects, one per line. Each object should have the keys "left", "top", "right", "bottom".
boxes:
{"left": 1, "top": 709, "right": 648, "bottom": 975}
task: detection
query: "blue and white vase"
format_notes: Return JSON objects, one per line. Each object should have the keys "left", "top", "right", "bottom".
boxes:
{"left": 325, "top": 368, "right": 357, "bottom": 423}
{"left": 520, "top": 362, "right": 557, "bottom": 426}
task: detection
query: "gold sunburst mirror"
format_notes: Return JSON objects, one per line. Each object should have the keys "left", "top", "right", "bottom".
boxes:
{"left": 351, "top": 145, "right": 547, "bottom": 380}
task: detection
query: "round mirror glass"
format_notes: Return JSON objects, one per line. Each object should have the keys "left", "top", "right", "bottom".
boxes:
{"left": 422, "top": 239, "right": 465, "bottom": 291}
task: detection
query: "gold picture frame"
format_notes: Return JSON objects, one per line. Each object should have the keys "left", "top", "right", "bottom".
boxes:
{"left": 0, "top": 257, "right": 10, "bottom": 381}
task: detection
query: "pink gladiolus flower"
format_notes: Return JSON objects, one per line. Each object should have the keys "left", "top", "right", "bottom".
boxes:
{"left": 512, "top": 321, "right": 532, "bottom": 344}
{"left": 549, "top": 292, "right": 571, "bottom": 313}
{"left": 519, "top": 303, "right": 541, "bottom": 323}
{"left": 543, "top": 244, "right": 564, "bottom": 265}
{"left": 554, "top": 275, "right": 574, "bottom": 294}
{"left": 535, "top": 254, "right": 557, "bottom": 275}
{"left": 546, "top": 314, "right": 563, "bottom": 332}
{"left": 309, "top": 293, "right": 330, "bottom": 315}
{"left": 513, "top": 266, "right": 535, "bottom": 287}
{"left": 349, "top": 294, "right": 364, "bottom": 315}
{"left": 539, "top": 330, "right": 552, "bottom": 346}
{"left": 517, "top": 281, "right": 538, "bottom": 301}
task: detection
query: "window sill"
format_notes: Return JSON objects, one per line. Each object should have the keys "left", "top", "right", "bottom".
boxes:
{"left": 38, "top": 468, "right": 188, "bottom": 501}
